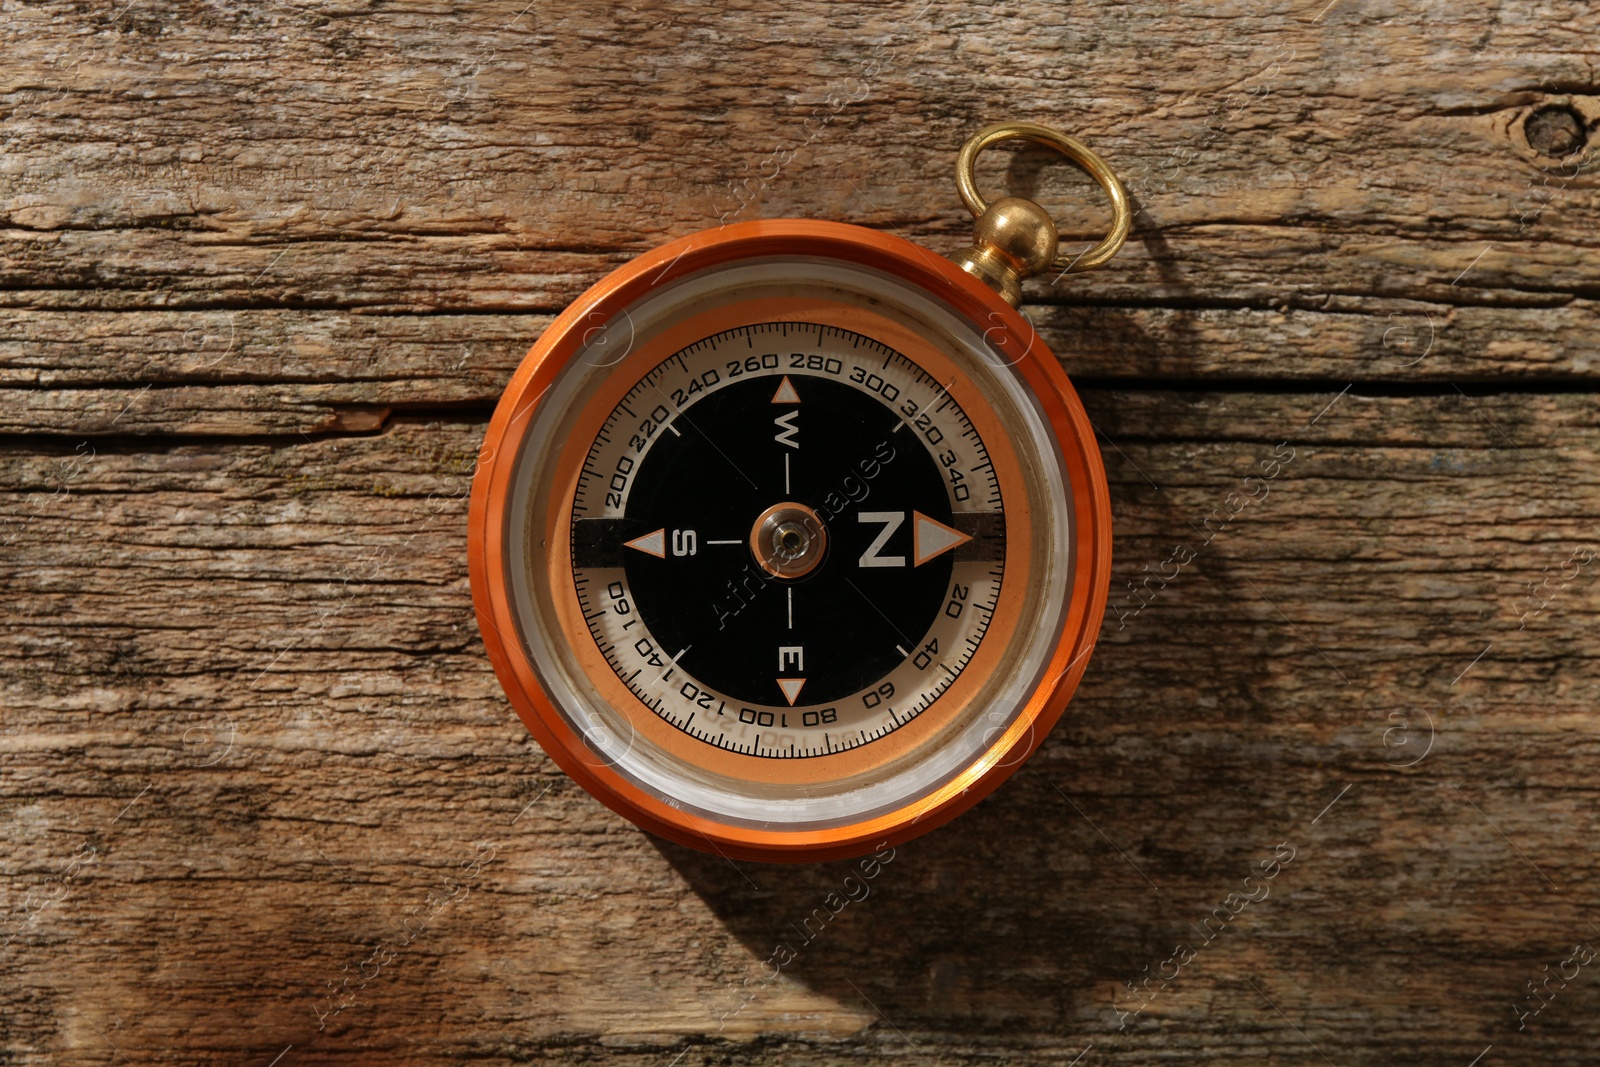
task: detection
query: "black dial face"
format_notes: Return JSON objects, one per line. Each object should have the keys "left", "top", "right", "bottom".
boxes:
{"left": 622, "top": 373, "right": 951, "bottom": 706}
{"left": 569, "top": 322, "right": 1006, "bottom": 758}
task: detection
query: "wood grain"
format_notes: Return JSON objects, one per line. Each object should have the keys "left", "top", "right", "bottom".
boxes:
{"left": 3, "top": 1, "right": 1599, "bottom": 1065}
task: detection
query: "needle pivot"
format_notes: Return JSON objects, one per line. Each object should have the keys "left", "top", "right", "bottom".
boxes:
{"left": 749, "top": 501, "right": 828, "bottom": 580}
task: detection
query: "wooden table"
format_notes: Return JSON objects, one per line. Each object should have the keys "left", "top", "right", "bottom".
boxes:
{"left": 4, "top": 2, "right": 1598, "bottom": 1064}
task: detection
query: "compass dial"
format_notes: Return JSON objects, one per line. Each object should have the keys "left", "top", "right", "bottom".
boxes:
{"left": 571, "top": 324, "right": 1005, "bottom": 757}
{"left": 469, "top": 221, "right": 1111, "bottom": 862}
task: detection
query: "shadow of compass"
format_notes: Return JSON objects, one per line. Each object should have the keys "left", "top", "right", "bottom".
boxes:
{"left": 644, "top": 693, "right": 1285, "bottom": 1037}
{"left": 644, "top": 511, "right": 1326, "bottom": 1039}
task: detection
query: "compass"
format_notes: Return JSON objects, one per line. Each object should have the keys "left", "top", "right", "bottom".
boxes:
{"left": 469, "top": 123, "right": 1128, "bottom": 861}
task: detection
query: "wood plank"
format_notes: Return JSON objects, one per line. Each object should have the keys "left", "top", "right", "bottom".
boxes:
{"left": 4, "top": 300, "right": 1600, "bottom": 436}
{"left": 0, "top": 2, "right": 1595, "bottom": 312}
{"left": 2, "top": 217, "right": 1594, "bottom": 312}
{"left": 4, "top": 395, "right": 1599, "bottom": 1063}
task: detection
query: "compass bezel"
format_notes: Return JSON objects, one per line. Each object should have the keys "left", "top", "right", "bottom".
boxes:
{"left": 468, "top": 219, "right": 1112, "bottom": 862}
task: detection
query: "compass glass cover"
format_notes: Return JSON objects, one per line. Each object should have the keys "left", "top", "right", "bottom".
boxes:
{"left": 500, "top": 255, "right": 1076, "bottom": 835}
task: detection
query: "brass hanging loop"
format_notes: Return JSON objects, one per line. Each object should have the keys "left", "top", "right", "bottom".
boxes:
{"left": 950, "top": 121, "right": 1132, "bottom": 305}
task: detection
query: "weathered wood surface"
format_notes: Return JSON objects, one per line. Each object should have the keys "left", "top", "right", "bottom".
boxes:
{"left": 4, "top": 1, "right": 1599, "bottom": 1064}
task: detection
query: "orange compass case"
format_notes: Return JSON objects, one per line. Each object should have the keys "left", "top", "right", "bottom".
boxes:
{"left": 467, "top": 219, "right": 1113, "bottom": 863}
